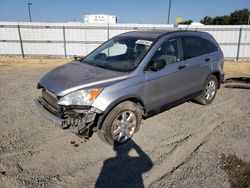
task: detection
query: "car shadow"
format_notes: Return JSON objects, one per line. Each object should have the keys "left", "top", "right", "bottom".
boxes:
{"left": 224, "top": 77, "right": 250, "bottom": 89}
{"left": 94, "top": 140, "right": 153, "bottom": 188}
{"left": 224, "top": 77, "right": 250, "bottom": 84}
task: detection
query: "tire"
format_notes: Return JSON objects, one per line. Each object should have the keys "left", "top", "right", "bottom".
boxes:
{"left": 195, "top": 75, "right": 218, "bottom": 105}
{"left": 97, "top": 101, "right": 141, "bottom": 145}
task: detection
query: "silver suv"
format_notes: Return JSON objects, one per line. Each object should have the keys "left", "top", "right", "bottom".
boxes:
{"left": 34, "top": 30, "right": 224, "bottom": 145}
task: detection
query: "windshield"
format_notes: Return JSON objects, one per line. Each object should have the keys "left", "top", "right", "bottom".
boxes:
{"left": 82, "top": 37, "right": 154, "bottom": 72}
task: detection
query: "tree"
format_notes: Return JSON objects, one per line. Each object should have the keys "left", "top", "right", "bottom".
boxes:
{"left": 230, "top": 9, "right": 250, "bottom": 25}
{"left": 213, "top": 15, "right": 230, "bottom": 25}
{"left": 178, "top": 19, "right": 193, "bottom": 25}
{"left": 200, "top": 8, "right": 250, "bottom": 25}
{"left": 201, "top": 16, "right": 213, "bottom": 25}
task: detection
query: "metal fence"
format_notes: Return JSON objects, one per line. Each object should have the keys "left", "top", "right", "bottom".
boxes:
{"left": 0, "top": 22, "right": 249, "bottom": 60}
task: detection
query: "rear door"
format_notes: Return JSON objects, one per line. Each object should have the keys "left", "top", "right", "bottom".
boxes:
{"left": 181, "top": 35, "right": 212, "bottom": 93}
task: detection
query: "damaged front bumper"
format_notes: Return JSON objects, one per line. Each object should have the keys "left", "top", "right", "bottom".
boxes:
{"left": 33, "top": 98, "right": 101, "bottom": 137}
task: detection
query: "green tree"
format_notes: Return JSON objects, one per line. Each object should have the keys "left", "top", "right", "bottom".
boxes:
{"left": 230, "top": 9, "right": 250, "bottom": 25}
{"left": 178, "top": 19, "right": 193, "bottom": 25}
{"left": 200, "top": 8, "right": 250, "bottom": 25}
{"left": 213, "top": 15, "right": 230, "bottom": 25}
{"left": 201, "top": 16, "right": 213, "bottom": 25}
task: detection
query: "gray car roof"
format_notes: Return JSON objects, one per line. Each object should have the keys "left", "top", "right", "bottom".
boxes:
{"left": 117, "top": 30, "right": 204, "bottom": 40}
{"left": 117, "top": 30, "right": 173, "bottom": 40}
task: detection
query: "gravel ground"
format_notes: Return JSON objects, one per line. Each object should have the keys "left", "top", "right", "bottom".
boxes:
{"left": 0, "top": 61, "right": 249, "bottom": 188}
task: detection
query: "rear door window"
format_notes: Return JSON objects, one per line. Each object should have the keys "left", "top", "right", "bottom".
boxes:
{"left": 182, "top": 36, "right": 207, "bottom": 59}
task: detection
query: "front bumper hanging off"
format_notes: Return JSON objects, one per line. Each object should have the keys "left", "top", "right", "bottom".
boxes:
{"left": 33, "top": 98, "right": 98, "bottom": 137}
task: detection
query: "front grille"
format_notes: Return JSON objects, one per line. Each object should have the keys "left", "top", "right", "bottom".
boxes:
{"left": 40, "top": 89, "right": 65, "bottom": 118}
{"left": 42, "top": 89, "right": 60, "bottom": 111}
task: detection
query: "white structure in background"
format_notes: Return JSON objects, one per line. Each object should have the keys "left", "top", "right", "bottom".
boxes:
{"left": 83, "top": 14, "right": 117, "bottom": 24}
{"left": 191, "top": 22, "right": 204, "bottom": 26}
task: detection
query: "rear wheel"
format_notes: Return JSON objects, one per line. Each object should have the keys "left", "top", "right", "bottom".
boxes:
{"left": 97, "top": 101, "right": 141, "bottom": 145}
{"left": 195, "top": 75, "right": 218, "bottom": 105}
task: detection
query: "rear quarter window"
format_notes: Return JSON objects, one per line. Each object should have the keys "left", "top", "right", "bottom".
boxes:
{"left": 204, "top": 39, "right": 218, "bottom": 53}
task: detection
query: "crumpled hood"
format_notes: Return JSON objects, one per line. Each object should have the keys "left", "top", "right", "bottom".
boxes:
{"left": 39, "top": 61, "right": 127, "bottom": 96}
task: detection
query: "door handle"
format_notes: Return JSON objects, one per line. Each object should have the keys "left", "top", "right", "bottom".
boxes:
{"left": 178, "top": 65, "right": 186, "bottom": 70}
{"left": 205, "top": 58, "right": 210, "bottom": 62}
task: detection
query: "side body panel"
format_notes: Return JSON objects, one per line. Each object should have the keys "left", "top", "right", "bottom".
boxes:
{"left": 93, "top": 31, "right": 224, "bottom": 114}
{"left": 143, "top": 60, "right": 189, "bottom": 110}
{"left": 142, "top": 35, "right": 190, "bottom": 110}
{"left": 205, "top": 33, "right": 225, "bottom": 78}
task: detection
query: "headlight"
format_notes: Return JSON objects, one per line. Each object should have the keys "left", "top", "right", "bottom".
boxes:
{"left": 58, "top": 88, "right": 102, "bottom": 106}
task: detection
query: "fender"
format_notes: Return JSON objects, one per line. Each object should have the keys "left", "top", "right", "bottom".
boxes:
{"left": 96, "top": 94, "right": 147, "bottom": 131}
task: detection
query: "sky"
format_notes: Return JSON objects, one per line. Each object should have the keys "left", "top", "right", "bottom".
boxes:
{"left": 0, "top": 0, "right": 249, "bottom": 24}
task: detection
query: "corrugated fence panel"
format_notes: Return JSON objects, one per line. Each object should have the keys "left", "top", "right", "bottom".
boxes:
{"left": 22, "top": 43, "right": 64, "bottom": 56}
{"left": 240, "top": 27, "right": 250, "bottom": 59}
{"left": 0, "top": 22, "right": 249, "bottom": 60}
{"left": 13, "top": 26, "right": 64, "bottom": 56}
{"left": 240, "top": 45, "right": 250, "bottom": 59}
{"left": 109, "top": 28, "right": 135, "bottom": 39}
{"left": 199, "top": 26, "right": 240, "bottom": 59}
{"left": 220, "top": 45, "right": 238, "bottom": 59}
{"left": 66, "top": 43, "right": 86, "bottom": 56}
{"left": 64, "top": 27, "right": 105, "bottom": 56}
{"left": 0, "top": 26, "right": 21, "bottom": 55}
{"left": 0, "top": 42, "right": 21, "bottom": 55}
{"left": 20, "top": 28, "right": 63, "bottom": 41}
{"left": 207, "top": 29, "right": 240, "bottom": 43}
{"left": 0, "top": 27, "right": 19, "bottom": 40}
{"left": 65, "top": 28, "right": 85, "bottom": 41}
{"left": 64, "top": 28, "right": 86, "bottom": 56}
{"left": 85, "top": 28, "right": 107, "bottom": 42}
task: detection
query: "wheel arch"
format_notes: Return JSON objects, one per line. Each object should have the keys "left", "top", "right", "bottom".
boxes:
{"left": 96, "top": 95, "right": 147, "bottom": 130}
{"left": 211, "top": 71, "right": 222, "bottom": 89}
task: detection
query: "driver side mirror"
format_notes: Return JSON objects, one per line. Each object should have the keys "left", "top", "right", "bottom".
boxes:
{"left": 146, "top": 59, "right": 166, "bottom": 72}
{"left": 74, "top": 55, "right": 84, "bottom": 61}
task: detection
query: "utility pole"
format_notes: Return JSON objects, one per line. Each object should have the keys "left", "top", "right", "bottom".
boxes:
{"left": 28, "top": 2, "right": 32, "bottom": 22}
{"left": 248, "top": 14, "right": 250, "bottom": 26}
{"left": 167, "top": 0, "right": 172, "bottom": 24}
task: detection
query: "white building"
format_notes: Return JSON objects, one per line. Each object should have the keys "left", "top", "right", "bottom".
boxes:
{"left": 83, "top": 14, "right": 117, "bottom": 24}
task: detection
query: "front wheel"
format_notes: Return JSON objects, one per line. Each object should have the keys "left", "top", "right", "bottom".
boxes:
{"left": 195, "top": 75, "right": 218, "bottom": 105}
{"left": 97, "top": 101, "right": 141, "bottom": 145}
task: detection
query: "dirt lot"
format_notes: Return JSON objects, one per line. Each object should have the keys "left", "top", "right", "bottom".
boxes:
{"left": 0, "top": 58, "right": 249, "bottom": 188}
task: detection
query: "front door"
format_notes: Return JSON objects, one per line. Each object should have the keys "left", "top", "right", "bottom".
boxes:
{"left": 144, "top": 37, "right": 190, "bottom": 111}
